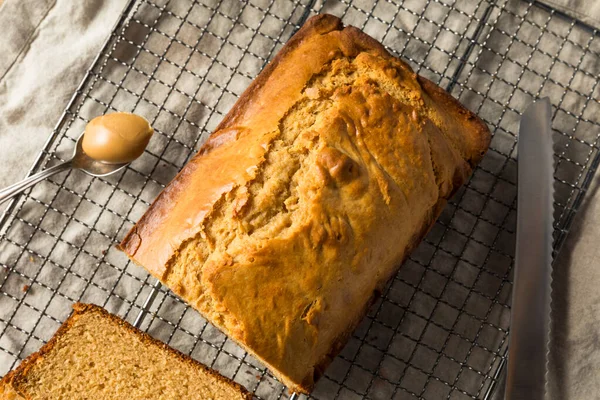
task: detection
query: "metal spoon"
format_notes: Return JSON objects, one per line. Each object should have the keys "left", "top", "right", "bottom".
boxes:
{"left": 0, "top": 133, "right": 128, "bottom": 205}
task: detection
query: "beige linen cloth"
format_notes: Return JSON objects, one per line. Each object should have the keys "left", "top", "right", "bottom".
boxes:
{"left": 0, "top": 0, "right": 127, "bottom": 191}
{"left": 0, "top": 0, "right": 599, "bottom": 399}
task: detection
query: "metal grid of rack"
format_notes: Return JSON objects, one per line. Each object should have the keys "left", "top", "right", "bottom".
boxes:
{"left": 1, "top": 0, "right": 599, "bottom": 399}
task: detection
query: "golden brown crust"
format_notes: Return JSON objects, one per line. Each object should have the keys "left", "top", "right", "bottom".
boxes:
{"left": 119, "top": 13, "right": 491, "bottom": 394}
{"left": 0, "top": 370, "right": 26, "bottom": 400}
{"left": 416, "top": 76, "right": 491, "bottom": 167}
{"left": 0, "top": 303, "right": 252, "bottom": 400}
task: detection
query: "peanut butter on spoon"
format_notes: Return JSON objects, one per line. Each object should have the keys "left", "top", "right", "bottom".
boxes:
{"left": 0, "top": 112, "right": 153, "bottom": 205}
{"left": 82, "top": 112, "right": 153, "bottom": 164}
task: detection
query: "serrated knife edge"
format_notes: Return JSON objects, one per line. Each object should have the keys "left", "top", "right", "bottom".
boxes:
{"left": 505, "top": 98, "right": 554, "bottom": 400}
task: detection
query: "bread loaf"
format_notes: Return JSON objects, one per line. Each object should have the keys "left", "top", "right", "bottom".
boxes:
{"left": 119, "top": 14, "right": 491, "bottom": 393}
{"left": 0, "top": 304, "right": 251, "bottom": 399}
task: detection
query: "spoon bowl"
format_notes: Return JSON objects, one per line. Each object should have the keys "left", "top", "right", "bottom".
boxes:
{"left": 72, "top": 133, "right": 128, "bottom": 177}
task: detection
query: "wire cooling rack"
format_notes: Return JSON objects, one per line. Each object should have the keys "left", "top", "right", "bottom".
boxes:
{"left": 1, "top": 0, "right": 599, "bottom": 399}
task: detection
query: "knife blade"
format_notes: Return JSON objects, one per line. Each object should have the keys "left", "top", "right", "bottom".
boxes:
{"left": 505, "top": 98, "right": 554, "bottom": 400}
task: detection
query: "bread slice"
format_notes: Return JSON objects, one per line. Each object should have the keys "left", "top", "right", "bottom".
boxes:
{"left": 0, "top": 303, "right": 251, "bottom": 400}
{"left": 119, "top": 14, "right": 491, "bottom": 393}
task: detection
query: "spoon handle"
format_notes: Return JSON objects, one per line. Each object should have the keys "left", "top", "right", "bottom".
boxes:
{"left": 0, "top": 161, "right": 73, "bottom": 205}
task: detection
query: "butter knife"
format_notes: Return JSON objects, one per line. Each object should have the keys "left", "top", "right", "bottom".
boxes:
{"left": 505, "top": 98, "right": 554, "bottom": 400}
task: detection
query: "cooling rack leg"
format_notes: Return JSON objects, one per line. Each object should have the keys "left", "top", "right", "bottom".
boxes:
{"left": 133, "top": 280, "right": 162, "bottom": 328}
{"left": 484, "top": 357, "right": 507, "bottom": 400}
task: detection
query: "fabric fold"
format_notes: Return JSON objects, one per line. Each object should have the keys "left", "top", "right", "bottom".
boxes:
{"left": 0, "top": 0, "right": 56, "bottom": 81}
{"left": 538, "top": 0, "right": 600, "bottom": 30}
